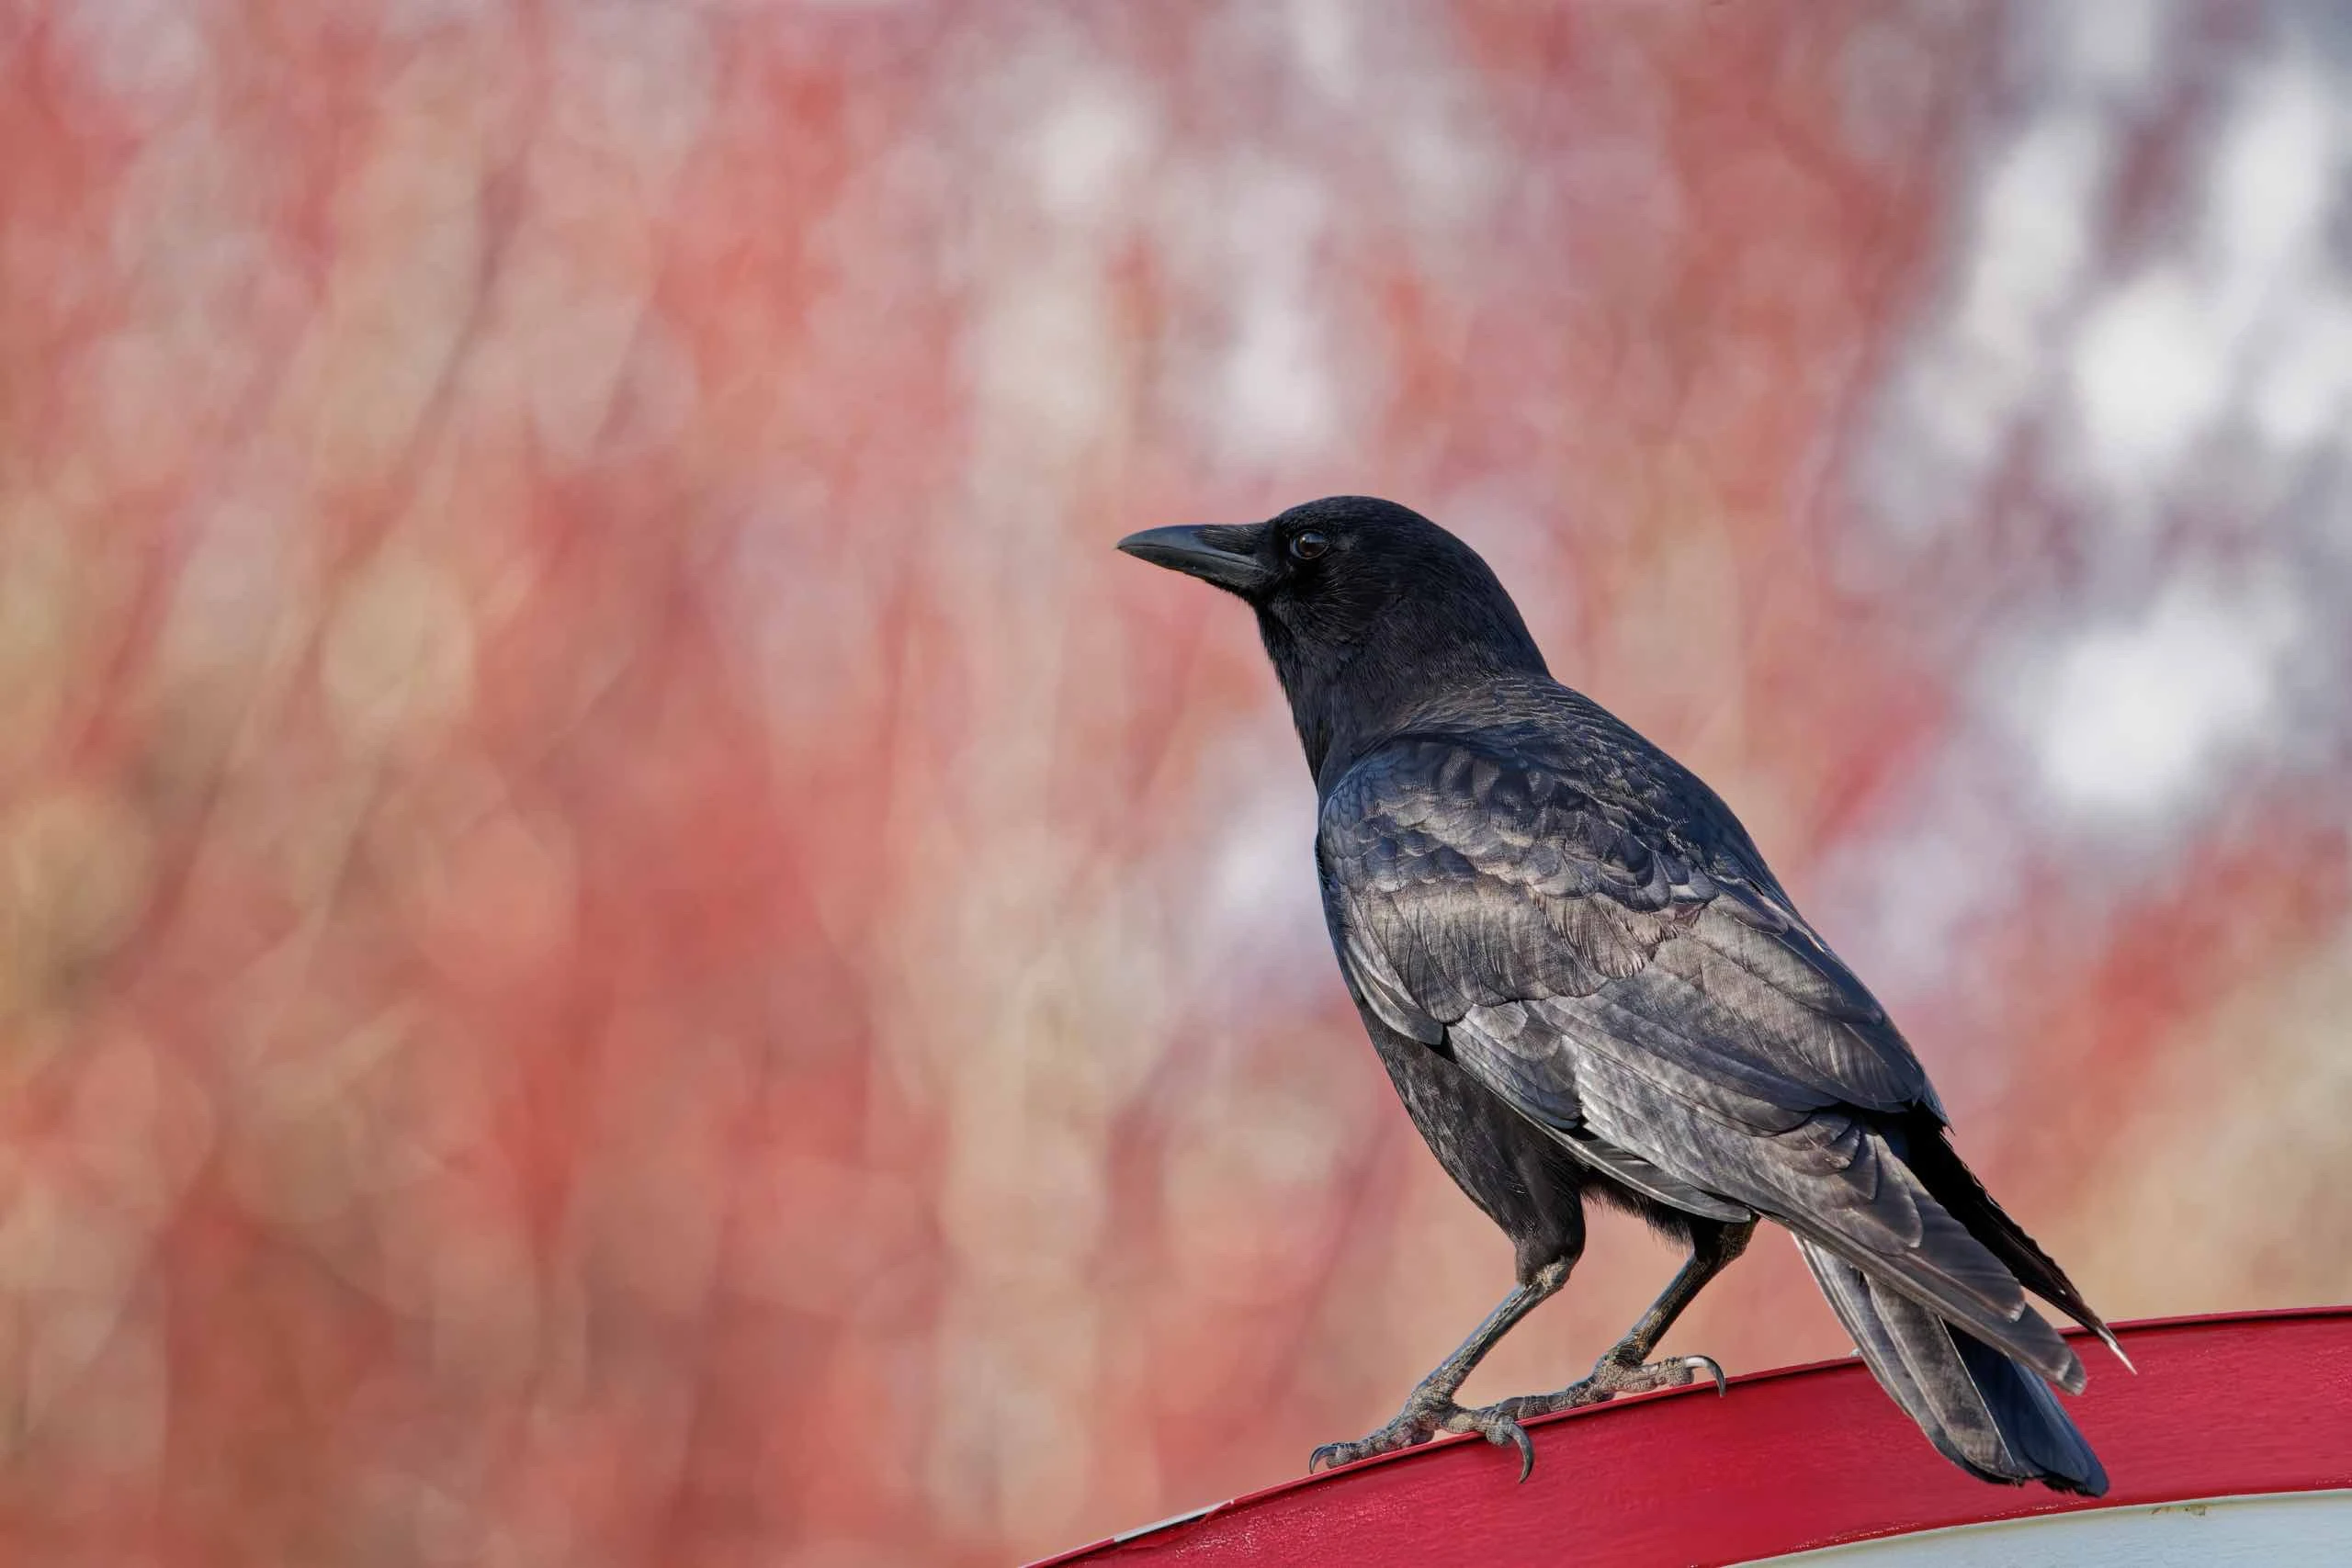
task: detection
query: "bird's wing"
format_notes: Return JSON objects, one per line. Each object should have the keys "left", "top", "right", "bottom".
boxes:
{"left": 1319, "top": 737, "right": 2078, "bottom": 1385}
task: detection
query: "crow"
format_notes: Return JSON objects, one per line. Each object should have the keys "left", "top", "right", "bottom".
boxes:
{"left": 1117, "top": 496, "right": 2121, "bottom": 1494}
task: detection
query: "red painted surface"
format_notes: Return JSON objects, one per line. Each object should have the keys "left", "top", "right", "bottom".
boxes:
{"left": 1031, "top": 1307, "right": 2352, "bottom": 1567}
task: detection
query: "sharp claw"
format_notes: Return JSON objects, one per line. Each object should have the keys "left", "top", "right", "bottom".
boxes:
{"left": 1447, "top": 1407, "right": 1536, "bottom": 1480}
{"left": 1684, "top": 1354, "right": 1727, "bottom": 1396}
{"left": 1313, "top": 1396, "right": 1544, "bottom": 1483}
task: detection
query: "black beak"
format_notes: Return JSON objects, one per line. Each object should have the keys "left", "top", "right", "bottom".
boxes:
{"left": 1114, "top": 524, "right": 1274, "bottom": 597}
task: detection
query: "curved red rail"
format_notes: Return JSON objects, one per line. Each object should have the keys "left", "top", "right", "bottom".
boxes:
{"left": 1030, "top": 1306, "right": 2352, "bottom": 1567}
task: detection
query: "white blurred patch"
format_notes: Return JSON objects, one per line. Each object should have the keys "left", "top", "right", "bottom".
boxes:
{"left": 2060, "top": 51, "right": 2350, "bottom": 516}
{"left": 53, "top": 0, "right": 212, "bottom": 127}
{"left": 1205, "top": 789, "right": 1300, "bottom": 929}
{"left": 2067, "top": 268, "right": 2229, "bottom": 503}
{"left": 1849, "top": 3, "right": 2352, "bottom": 863}
{"left": 1128, "top": 2, "right": 1509, "bottom": 467}
{"left": 1285, "top": 0, "right": 1359, "bottom": 99}
{"left": 1024, "top": 74, "right": 1158, "bottom": 225}
{"left": 1960, "top": 116, "right": 2110, "bottom": 382}
{"left": 2038, "top": 0, "right": 2173, "bottom": 98}
{"left": 2019, "top": 576, "right": 2302, "bottom": 819}
{"left": 2209, "top": 57, "right": 2352, "bottom": 463}
{"left": 1219, "top": 283, "right": 1337, "bottom": 463}
{"left": 1821, "top": 778, "right": 2019, "bottom": 1010}
{"left": 1393, "top": 99, "right": 1506, "bottom": 237}
{"left": 956, "top": 32, "right": 1163, "bottom": 512}
{"left": 2205, "top": 57, "right": 2335, "bottom": 304}
{"left": 1860, "top": 110, "right": 2113, "bottom": 539}
{"left": 1191, "top": 754, "right": 1326, "bottom": 1005}
{"left": 1204, "top": 163, "right": 1339, "bottom": 467}
{"left": 967, "top": 268, "right": 1119, "bottom": 475}
{"left": 2248, "top": 285, "right": 2352, "bottom": 457}
{"left": 1850, "top": 3, "right": 2226, "bottom": 546}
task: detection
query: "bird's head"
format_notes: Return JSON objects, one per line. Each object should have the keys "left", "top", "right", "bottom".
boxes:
{"left": 1118, "top": 496, "right": 1549, "bottom": 784}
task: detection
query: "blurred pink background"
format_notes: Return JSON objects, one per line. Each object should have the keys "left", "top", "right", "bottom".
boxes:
{"left": 4, "top": 2, "right": 2349, "bottom": 1563}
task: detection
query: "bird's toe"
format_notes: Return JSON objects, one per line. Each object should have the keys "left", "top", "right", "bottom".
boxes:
{"left": 1442, "top": 1404, "right": 1537, "bottom": 1482}
{"left": 1588, "top": 1347, "right": 1724, "bottom": 1397}
{"left": 1309, "top": 1389, "right": 1527, "bottom": 1476}
{"left": 1306, "top": 1439, "right": 1359, "bottom": 1474}
{"left": 1467, "top": 1380, "right": 1611, "bottom": 1425}
{"left": 1464, "top": 1347, "right": 1730, "bottom": 1431}
{"left": 1306, "top": 1416, "right": 1429, "bottom": 1473}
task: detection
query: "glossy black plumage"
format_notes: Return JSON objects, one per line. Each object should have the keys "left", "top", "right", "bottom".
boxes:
{"left": 1118, "top": 496, "right": 2116, "bottom": 1494}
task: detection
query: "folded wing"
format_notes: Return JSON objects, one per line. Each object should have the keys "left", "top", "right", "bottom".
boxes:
{"left": 1319, "top": 736, "right": 2085, "bottom": 1387}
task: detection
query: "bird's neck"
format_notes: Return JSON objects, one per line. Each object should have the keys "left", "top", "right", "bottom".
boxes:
{"left": 1260, "top": 604, "right": 1550, "bottom": 797}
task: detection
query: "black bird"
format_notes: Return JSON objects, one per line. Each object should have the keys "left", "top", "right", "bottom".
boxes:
{"left": 1117, "top": 496, "right": 2121, "bottom": 1494}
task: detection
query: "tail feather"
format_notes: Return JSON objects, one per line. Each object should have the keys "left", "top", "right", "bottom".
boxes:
{"left": 1952, "top": 1331, "right": 2107, "bottom": 1492}
{"left": 1901, "top": 1124, "right": 2130, "bottom": 1371}
{"left": 1800, "top": 1237, "right": 2108, "bottom": 1496}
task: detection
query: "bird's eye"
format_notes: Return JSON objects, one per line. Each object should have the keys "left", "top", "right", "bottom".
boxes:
{"left": 1288, "top": 529, "right": 1330, "bottom": 562}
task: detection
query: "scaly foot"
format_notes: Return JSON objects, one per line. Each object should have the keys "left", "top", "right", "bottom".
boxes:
{"left": 1473, "top": 1346, "right": 1727, "bottom": 1427}
{"left": 1308, "top": 1384, "right": 1538, "bottom": 1482}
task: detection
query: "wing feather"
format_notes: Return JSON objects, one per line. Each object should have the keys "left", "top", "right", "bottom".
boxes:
{"left": 1320, "top": 734, "right": 2078, "bottom": 1384}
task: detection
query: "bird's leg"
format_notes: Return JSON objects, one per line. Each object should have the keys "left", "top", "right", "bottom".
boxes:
{"left": 1476, "top": 1218, "right": 1756, "bottom": 1422}
{"left": 1307, "top": 1258, "right": 1569, "bottom": 1481}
